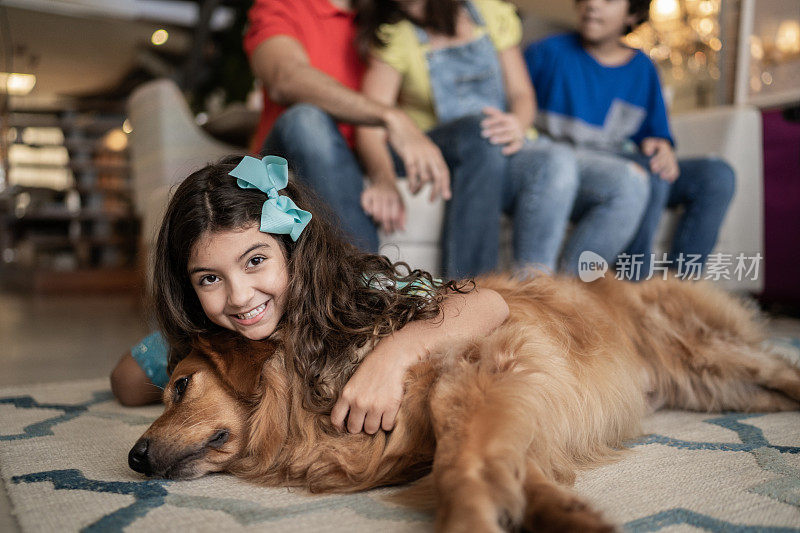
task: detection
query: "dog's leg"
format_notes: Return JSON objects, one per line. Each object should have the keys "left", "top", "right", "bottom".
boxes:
{"left": 655, "top": 344, "right": 800, "bottom": 412}
{"left": 428, "top": 364, "right": 533, "bottom": 533}
{"left": 521, "top": 461, "right": 614, "bottom": 533}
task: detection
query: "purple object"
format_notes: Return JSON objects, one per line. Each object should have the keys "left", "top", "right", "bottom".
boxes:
{"left": 761, "top": 109, "right": 800, "bottom": 304}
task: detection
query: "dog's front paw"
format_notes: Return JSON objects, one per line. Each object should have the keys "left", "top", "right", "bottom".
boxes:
{"left": 522, "top": 492, "right": 615, "bottom": 533}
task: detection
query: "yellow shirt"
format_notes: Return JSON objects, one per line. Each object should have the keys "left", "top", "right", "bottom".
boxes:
{"left": 374, "top": 0, "right": 522, "bottom": 132}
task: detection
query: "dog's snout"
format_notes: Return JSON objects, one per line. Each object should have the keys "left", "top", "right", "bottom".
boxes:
{"left": 128, "top": 438, "right": 152, "bottom": 475}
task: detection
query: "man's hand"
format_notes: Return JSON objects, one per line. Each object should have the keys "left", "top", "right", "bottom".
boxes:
{"left": 361, "top": 180, "right": 406, "bottom": 234}
{"left": 481, "top": 107, "right": 526, "bottom": 155}
{"left": 641, "top": 137, "right": 679, "bottom": 182}
{"left": 383, "top": 109, "right": 452, "bottom": 202}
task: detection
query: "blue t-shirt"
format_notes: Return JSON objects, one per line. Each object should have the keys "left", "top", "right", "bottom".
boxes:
{"left": 524, "top": 33, "right": 673, "bottom": 151}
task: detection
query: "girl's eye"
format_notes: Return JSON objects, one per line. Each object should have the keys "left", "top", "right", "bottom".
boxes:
{"left": 247, "top": 256, "right": 265, "bottom": 268}
{"left": 199, "top": 274, "right": 219, "bottom": 286}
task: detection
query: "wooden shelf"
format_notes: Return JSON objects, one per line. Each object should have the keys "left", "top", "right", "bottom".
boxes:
{"left": 1, "top": 105, "right": 139, "bottom": 292}
{"left": 7, "top": 209, "right": 135, "bottom": 222}
{"left": 0, "top": 266, "right": 144, "bottom": 293}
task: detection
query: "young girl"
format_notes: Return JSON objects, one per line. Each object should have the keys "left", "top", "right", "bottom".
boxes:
{"left": 111, "top": 155, "right": 508, "bottom": 434}
{"left": 353, "top": 0, "right": 648, "bottom": 274}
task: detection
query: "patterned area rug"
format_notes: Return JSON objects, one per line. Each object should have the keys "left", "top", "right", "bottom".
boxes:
{"left": 2, "top": 338, "right": 799, "bottom": 532}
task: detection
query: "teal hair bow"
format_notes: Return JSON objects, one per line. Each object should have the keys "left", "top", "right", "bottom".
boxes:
{"left": 230, "top": 155, "right": 312, "bottom": 241}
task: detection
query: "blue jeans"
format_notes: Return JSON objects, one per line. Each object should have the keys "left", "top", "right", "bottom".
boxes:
{"left": 561, "top": 147, "right": 651, "bottom": 274}
{"left": 416, "top": 114, "right": 508, "bottom": 278}
{"left": 502, "top": 138, "right": 578, "bottom": 271}
{"left": 623, "top": 154, "right": 736, "bottom": 274}
{"left": 266, "top": 106, "right": 506, "bottom": 278}
{"left": 262, "top": 104, "right": 380, "bottom": 252}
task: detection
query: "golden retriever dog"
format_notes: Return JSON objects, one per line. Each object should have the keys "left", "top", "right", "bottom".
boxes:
{"left": 129, "top": 274, "right": 800, "bottom": 532}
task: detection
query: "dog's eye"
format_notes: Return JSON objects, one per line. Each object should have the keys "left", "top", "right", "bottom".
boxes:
{"left": 174, "top": 376, "right": 190, "bottom": 400}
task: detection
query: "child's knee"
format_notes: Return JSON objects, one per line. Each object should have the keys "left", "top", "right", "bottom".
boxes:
{"left": 699, "top": 158, "right": 736, "bottom": 202}
{"left": 623, "top": 161, "right": 651, "bottom": 203}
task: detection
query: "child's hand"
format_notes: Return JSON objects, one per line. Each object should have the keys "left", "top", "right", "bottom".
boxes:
{"left": 361, "top": 181, "right": 406, "bottom": 234}
{"left": 330, "top": 341, "right": 415, "bottom": 434}
{"left": 641, "top": 138, "right": 679, "bottom": 182}
{"left": 481, "top": 107, "right": 525, "bottom": 155}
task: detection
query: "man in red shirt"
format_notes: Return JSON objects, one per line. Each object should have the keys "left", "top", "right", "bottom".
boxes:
{"left": 245, "top": 0, "right": 507, "bottom": 277}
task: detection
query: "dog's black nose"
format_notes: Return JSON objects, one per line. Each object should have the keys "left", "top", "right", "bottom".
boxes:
{"left": 128, "top": 438, "right": 152, "bottom": 475}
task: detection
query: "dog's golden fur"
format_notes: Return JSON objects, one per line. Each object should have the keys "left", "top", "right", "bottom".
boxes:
{"left": 132, "top": 274, "right": 800, "bottom": 532}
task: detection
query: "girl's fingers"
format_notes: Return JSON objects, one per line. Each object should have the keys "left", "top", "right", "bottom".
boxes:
{"left": 346, "top": 406, "right": 367, "bottom": 434}
{"left": 483, "top": 123, "right": 521, "bottom": 140}
{"left": 381, "top": 407, "right": 399, "bottom": 431}
{"left": 489, "top": 131, "right": 519, "bottom": 145}
{"left": 481, "top": 115, "right": 508, "bottom": 129}
{"left": 331, "top": 399, "right": 349, "bottom": 431}
{"left": 482, "top": 121, "right": 515, "bottom": 138}
{"left": 363, "top": 411, "right": 382, "bottom": 435}
{"left": 501, "top": 139, "right": 524, "bottom": 155}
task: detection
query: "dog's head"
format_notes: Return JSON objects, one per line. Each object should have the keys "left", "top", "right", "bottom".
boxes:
{"left": 128, "top": 334, "right": 278, "bottom": 479}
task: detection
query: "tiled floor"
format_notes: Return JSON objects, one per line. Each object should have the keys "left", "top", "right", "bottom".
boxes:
{"left": 0, "top": 290, "right": 798, "bottom": 532}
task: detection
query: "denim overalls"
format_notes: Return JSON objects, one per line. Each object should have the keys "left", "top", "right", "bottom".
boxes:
{"left": 413, "top": 1, "right": 507, "bottom": 124}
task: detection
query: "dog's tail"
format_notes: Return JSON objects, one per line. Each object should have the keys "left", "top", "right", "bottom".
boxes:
{"left": 382, "top": 474, "right": 436, "bottom": 513}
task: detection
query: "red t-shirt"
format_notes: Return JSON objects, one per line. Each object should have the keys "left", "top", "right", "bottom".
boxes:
{"left": 244, "top": 0, "right": 365, "bottom": 154}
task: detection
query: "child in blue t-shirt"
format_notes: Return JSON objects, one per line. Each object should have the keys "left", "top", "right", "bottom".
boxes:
{"left": 524, "top": 0, "right": 735, "bottom": 277}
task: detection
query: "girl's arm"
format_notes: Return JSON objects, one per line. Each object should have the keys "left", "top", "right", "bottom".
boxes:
{"left": 481, "top": 45, "right": 537, "bottom": 155}
{"left": 331, "top": 287, "right": 509, "bottom": 434}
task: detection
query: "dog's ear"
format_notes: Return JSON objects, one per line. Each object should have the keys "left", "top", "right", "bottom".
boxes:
{"left": 202, "top": 335, "right": 278, "bottom": 400}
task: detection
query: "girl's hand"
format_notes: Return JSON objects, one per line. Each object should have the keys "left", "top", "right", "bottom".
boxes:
{"left": 331, "top": 342, "right": 415, "bottom": 434}
{"left": 481, "top": 106, "right": 526, "bottom": 155}
{"left": 642, "top": 137, "right": 679, "bottom": 182}
{"left": 361, "top": 181, "right": 406, "bottom": 234}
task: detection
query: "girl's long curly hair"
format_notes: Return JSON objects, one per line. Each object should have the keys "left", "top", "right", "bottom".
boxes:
{"left": 152, "top": 156, "right": 469, "bottom": 414}
{"left": 353, "top": 0, "right": 459, "bottom": 59}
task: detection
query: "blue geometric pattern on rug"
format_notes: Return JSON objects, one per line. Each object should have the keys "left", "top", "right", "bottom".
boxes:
{"left": 0, "top": 391, "right": 113, "bottom": 441}
{"left": 2, "top": 377, "right": 799, "bottom": 532}
{"left": 12, "top": 469, "right": 431, "bottom": 533}
{"left": 625, "top": 508, "right": 800, "bottom": 532}
{"left": 12, "top": 469, "right": 170, "bottom": 533}
{"left": 624, "top": 412, "right": 800, "bottom": 532}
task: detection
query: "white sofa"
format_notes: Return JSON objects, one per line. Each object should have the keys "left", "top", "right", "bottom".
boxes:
{"left": 128, "top": 80, "right": 763, "bottom": 293}
{"left": 128, "top": 80, "right": 241, "bottom": 255}
{"left": 380, "top": 106, "right": 764, "bottom": 293}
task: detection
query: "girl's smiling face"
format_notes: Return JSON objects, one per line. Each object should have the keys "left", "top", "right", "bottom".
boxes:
{"left": 188, "top": 225, "right": 289, "bottom": 340}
